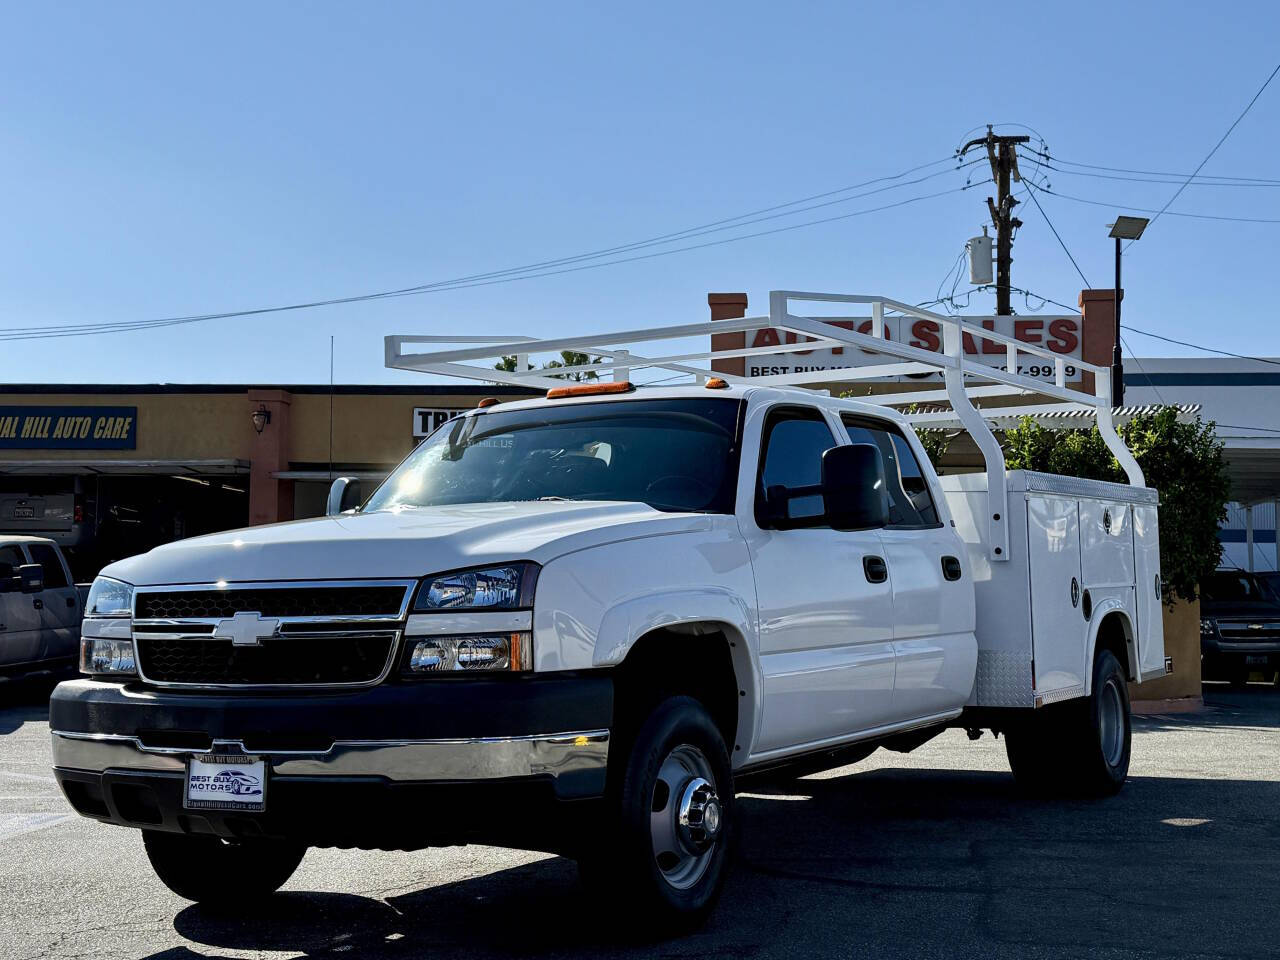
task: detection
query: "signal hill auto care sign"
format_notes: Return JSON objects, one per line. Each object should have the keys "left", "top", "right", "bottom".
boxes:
{"left": 734, "top": 315, "right": 1083, "bottom": 381}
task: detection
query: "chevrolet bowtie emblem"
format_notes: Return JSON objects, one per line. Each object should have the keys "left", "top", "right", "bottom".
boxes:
{"left": 212, "top": 611, "right": 282, "bottom": 647}
{"left": 1248, "top": 623, "right": 1264, "bottom": 630}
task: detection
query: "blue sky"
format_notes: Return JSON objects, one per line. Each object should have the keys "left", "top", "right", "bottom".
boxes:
{"left": 2, "top": 1, "right": 1278, "bottom": 385}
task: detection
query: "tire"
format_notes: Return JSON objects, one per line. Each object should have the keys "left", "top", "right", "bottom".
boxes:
{"left": 143, "top": 831, "right": 306, "bottom": 904}
{"left": 1005, "top": 649, "right": 1131, "bottom": 797}
{"left": 1072, "top": 649, "right": 1132, "bottom": 795}
{"left": 577, "top": 696, "right": 734, "bottom": 934}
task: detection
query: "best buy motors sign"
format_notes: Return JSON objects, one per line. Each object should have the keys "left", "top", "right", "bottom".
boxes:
{"left": 739, "top": 315, "right": 1083, "bottom": 381}
{"left": 0, "top": 406, "right": 137, "bottom": 449}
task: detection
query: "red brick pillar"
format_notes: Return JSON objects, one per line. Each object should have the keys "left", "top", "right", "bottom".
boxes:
{"left": 1078, "top": 289, "right": 1121, "bottom": 397}
{"left": 709, "top": 293, "right": 748, "bottom": 377}
{"left": 247, "top": 389, "right": 293, "bottom": 525}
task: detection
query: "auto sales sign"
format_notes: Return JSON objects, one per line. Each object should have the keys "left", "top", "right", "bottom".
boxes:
{"left": 734, "top": 314, "right": 1083, "bottom": 382}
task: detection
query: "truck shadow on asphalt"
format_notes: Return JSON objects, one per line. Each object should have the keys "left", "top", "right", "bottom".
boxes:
{"left": 154, "top": 759, "right": 1280, "bottom": 960}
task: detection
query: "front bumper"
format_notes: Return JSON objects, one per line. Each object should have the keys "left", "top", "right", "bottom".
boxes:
{"left": 50, "top": 674, "right": 613, "bottom": 849}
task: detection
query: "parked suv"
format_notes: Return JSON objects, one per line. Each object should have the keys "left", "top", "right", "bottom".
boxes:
{"left": 1200, "top": 570, "right": 1280, "bottom": 685}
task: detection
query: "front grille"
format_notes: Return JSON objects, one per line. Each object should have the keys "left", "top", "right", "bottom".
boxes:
{"left": 136, "top": 585, "right": 408, "bottom": 620}
{"left": 1217, "top": 619, "right": 1280, "bottom": 642}
{"left": 136, "top": 632, "right": 398, "bottom": 686}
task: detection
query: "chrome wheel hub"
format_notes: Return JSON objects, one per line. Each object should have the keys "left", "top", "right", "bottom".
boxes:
{"left": 1099, "top": 677, "right": 1126, "bottom": 768}
{"left": 650, "top": 744, "right": 721, "bottom": 890}
{"left": 676, "top": 778, "right": 722, "bottom": 853}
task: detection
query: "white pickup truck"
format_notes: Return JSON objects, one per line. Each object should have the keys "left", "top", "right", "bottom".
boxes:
{"left": 51, "top": 292, "right": 1166, "bottom": 931}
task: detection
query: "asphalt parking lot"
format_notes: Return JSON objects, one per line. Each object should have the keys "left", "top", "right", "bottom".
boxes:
{"left": 2, "top": 678, "right": 1277, "bottom": 960}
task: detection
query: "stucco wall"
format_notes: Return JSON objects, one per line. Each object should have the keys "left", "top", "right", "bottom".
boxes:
{"left": 1130, "top": 598, "right": 1202, "bottom": 702}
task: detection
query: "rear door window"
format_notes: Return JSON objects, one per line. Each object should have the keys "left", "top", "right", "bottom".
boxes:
{"left": 840, "top": 415, "right": 940, "bottom": 528}
{"left": 26, "top": 544, "right": 68, "bottom": 589}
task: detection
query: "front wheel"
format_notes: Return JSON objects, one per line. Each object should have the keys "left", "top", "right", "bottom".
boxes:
{"left": 143, "top": 831, "right": 306, "bottom": 904}
{"left": 578, "top": 696, "right": 734, "bottom": 934}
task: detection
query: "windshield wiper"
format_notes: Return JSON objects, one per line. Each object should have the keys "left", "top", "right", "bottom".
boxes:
{"left": 536, "top": 496, "right": 579, "bottom": 502}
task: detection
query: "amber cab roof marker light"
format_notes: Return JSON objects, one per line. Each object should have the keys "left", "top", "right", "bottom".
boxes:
{"left": 477, "top": 397, "right": 500, "bottom": 408}
{"left": 545, "top": 381, "right": 634, "bottom": 400}
{"left": 704, "top": 378, "right": 729, "bottom": 389}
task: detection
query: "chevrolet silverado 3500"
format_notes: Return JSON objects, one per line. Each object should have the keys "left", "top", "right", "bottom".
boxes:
{"left": 51, "top": 292, "right": 1167, "bottom": 930}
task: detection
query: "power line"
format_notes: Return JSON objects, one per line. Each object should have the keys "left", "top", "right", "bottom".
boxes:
{"left": 0, "top": 182, "right": 979, "bottom": 343}
{"left": 4, "top": 160, "right": 981, "bottom": 337}
{"left": 1031, "top": 153, "right": 1280, "bottom": 186}
{"left": 1022, "top": 181, "right": 1091, "bottom": 288}
{"left": 1, "top": 158, "right": 982, "bottom": 342}
{"left": 1118, "top": 325, "right": 1280, "bottom": 366}
{"left": 1039, "top": 187, "right": 1280, "bottom": 223}
{"left": 1129, "top": 60, "right": 1280, "bottom": 246}
{"left": 1042, "top": 165, "right": 1280, "bottom": 189}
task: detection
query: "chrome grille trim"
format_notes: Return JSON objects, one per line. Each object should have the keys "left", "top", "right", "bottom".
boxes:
{"left": 131, "top": 580, "right": 417, "bottom": 690}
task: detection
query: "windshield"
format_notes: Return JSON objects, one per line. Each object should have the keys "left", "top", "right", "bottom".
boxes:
{"left": 363, "top": 397, "right": 744, "bottom": 514}
{"left": 1204, "top": 572, "right": 1269, "bottom": 602}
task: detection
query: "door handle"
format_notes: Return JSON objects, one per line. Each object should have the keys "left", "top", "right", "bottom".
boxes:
{"left": 941, "top": 556, "right": 963, "bottom": 581}
{"left": 863, "top": 556, "right": 888, "bottom": 584}
{"left": 33, "top": 598, "right": 44, "bottom": 610}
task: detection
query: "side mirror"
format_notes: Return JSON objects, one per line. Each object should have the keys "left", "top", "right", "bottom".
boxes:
{"left": 822, "top": 444, "right": 889, "bottom": 531}
{"left": 17, "top": 563, "right": 44, "bottom": 594}
{"left": 326, "top": 477, "right": 363, "bottom": 517}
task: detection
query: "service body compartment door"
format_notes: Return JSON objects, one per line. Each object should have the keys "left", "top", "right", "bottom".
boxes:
{"left": 1027, "top": 495, "right": 1087, "bottom": 696}
{"left": 1080, "top": 500, "right": 1136, "bottom": 589}
{"left": 1133, "top": 503, "right": 1165, "bottom": 677}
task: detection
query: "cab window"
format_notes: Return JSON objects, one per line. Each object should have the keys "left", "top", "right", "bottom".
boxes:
{"left": 756, "top": 407, "right": 836, "bottom": 527}
{"left": 26, "top": 544, "right": 68, "bottom": 589}
{"left": 840, "top": 415, "right": 940, "bottom": 528}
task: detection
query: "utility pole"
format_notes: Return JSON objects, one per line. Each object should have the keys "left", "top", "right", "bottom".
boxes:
{"left": 959, "top": 126, "right": 1030, "bottom": 316}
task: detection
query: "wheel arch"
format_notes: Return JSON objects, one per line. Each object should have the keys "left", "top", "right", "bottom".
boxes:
{"left": 1086, "top": 605, "right": 1139, "bottom": 692}
{"left": 612, "top": 619, "right": 759, "bottom": 763}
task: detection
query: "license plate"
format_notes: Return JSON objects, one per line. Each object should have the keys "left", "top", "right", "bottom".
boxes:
{"left": 11, "top": 506, "right": 34, "bottom": 519}
{"left": 1245, "top": 655, "right": 1268, "bottom": 666}
{"left": 184, "top": 755, "right": 267, "bottom": 812}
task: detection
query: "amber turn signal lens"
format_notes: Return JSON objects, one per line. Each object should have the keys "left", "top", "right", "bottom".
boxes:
{"left": 705, "top": 377, "right": 729, "bottom": 389}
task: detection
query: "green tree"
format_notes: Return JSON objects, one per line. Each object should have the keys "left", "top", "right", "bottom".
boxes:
{"left": 493, "top": 355, "right": 532, "bottom": 373}
{"left": 543, "top": 350, "right": 603, "bottom": 381}
{"left": 1003, "top": 410, "right": 1230, "bottom": 604}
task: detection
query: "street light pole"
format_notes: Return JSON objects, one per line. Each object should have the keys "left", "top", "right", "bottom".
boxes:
{"left": 1113, "top": 235, "right": 1123, "bottom": 406}
{"left": 1106, "top": 216, "right": 1150, "bottom": 408}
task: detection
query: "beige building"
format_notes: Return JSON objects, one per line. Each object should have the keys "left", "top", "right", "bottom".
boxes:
{"left": 0, "top": 383, "right": 534, "bottom": 578}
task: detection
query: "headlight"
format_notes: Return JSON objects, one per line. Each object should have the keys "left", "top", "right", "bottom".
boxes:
{"left": 405, "top": 633, "right": 531, "bottom": 673}
{"left": 1200, "top": 618, "right": 1217, "bottom": 636}
{"left": 85, "top": 577, "right": 134, "bottom": 618}
{"left": 414, "top": 563, "right": 538, "bottom": 611}
{"left": 80, "top": 636, "right": 137, "bottom": 676}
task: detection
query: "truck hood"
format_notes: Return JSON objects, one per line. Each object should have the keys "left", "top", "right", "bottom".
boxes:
{"left": 102, "top": 501, "right": 713, "bottom": 586}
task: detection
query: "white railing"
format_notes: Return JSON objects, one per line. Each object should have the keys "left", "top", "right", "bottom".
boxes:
{"left": 386, "top": 290, "right": 1146, "bottom": 561}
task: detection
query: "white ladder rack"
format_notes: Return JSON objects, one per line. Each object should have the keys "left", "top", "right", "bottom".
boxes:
{"left": 386, "top": 290, "right": 1145, "bottom": 562}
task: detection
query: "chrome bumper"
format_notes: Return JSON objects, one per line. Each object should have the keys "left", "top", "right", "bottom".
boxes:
{"left": 52, "top": 729, "right": 610, "bottom": 796}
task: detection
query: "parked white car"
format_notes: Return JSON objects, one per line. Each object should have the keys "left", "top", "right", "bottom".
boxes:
{"left": 51, "top": 293, "right": 1167, "bottom": 932}
{"left": 1, "top": 536, "right": 82, "bottom": 676}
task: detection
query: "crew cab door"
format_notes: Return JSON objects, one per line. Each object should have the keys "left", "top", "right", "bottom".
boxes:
{"left": 25, "top": 542, "right": 80, "bottom": 662}
{"left": 838, "top": 415, "right": 976, "bottom": 722}
{"left": 741, "top": 404, "right": 896, "bottom": 757}
{"left": 0, "top": 544, "right": 42, "bottom": 666}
